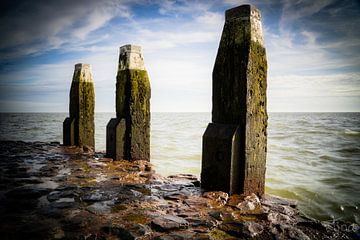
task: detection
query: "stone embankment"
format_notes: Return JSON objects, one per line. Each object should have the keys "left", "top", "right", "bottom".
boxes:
{"left": 0, "top": 141, "right": 358, "bottom": 239}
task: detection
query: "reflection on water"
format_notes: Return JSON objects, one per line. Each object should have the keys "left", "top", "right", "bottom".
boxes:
{"left": 0, "top": 112, "right": 359, "bottom": 224}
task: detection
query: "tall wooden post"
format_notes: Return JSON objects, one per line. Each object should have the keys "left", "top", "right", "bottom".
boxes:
{"left": 106, "top": 45, "right": 151, "bottom": 161}
{"left": 201, "top": 5, "right": 268, "bottom": 195}
{"left": 63, "top": 63, "right": 95, "bottom": 150}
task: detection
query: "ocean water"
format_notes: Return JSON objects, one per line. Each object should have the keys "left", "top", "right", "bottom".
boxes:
{"left": 0, "top": 112, "right": 359, "bottom": 224}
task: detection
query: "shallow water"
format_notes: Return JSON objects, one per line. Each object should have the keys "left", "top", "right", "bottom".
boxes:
{"left": 0, "top": 112, "right": 359, "bottom": 224}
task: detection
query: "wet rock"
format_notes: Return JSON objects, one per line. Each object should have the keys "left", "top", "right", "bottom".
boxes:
{"left": 0, "top": 141, "right": 356, "bottom": 240}
{"left": 6, "top": 186, "right": 51, "bottom": 199}
{"left": 155, "top": 230, "right": 196, "bottom": 240}
{"left": 47, "top": 190, "right": 77, "bottom": 202}
{"left": 279, "top": 224, "right": 311, "bottom": 240}
{"left": 62, "top": 210, "right": 93, "bottom": 230}
{"left": 203, "top": 191, "right": 229, "bottom": 208}
{"left": 164, "top": 193, "right": 187, "bottom": 201}
{"left": 236, "top": 193, "right": 263, "bottom": 214}
{"left": 168, "top": 174, "right": 198, "bottom": 181}
{"left": 38, "top": 206, "right": 64, "bottom": 218}
{"left": 86, "top": 201, "right": 113, "bottom": 215}
{"left": 268, "top": 212, "right": 293, "bottom": 224}
{"left": 219, "top": 221, "right": 264, "bottom": 238}
{"left": 103, "top": 223, "right": 151, "bottom": 239}
{"left": 15, "top": 178, "right": 43, "bottom": 184}
{"left": 82, "top": 190, "right": 112, "bottom": 202}
{"left": 50, "top": 226, "right": 65, "bottom": 239}
{"left": 152, "top": 215, "right": 189, "bottom": 231}
{"left": 185, "top": 218, "right": 209, "bottom": 228}
{"left": 208, "top": 210, "right": 224, "bottom": 221}
{"left": 242, "top": 222, "right": 264, "bottom": 237}
{"left": 50, "top": 201, "right": 77, "bottom": 209}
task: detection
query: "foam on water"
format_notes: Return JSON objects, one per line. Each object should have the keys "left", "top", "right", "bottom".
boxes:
{"left": 0, "top": 112, "right": 359, "bottom": 224}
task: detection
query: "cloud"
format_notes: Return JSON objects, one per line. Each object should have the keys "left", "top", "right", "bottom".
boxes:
{"left": 0, "top": 0, "right": 359, "bottom": 112}
{"left": 0, "top": 0, "right": 132, "bottom": 59}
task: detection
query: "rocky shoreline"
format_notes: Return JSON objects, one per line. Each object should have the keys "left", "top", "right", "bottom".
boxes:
{"left": 0, "top": 141, "right": 358, "bottom": 239}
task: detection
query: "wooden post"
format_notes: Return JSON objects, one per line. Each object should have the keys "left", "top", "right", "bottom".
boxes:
{"left": 201, "top": 5, "right": 268, "bottom": 195}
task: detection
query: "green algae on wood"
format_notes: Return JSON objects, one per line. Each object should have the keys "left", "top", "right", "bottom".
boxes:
{"left": 201, "top": 5, "right": 268, "bottom": 196}
{"left": 107, "top": 45, "right": 151, "bottom": 161}
{"left": 63, "top": 63, "right": 95, "bottom": 150}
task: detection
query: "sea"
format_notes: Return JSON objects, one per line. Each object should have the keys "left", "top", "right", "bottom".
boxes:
{"left": 0, "top": 112, "right": 359, "bottom": 224}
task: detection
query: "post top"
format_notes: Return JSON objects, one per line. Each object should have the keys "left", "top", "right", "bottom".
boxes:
{"left": 120, "top": 44, "right": 143, "bottom": 55}
{"left": 225, "top": 4, "right": 261, "bottom": 21}
{"left": 73, "top": 63, "right": 93, "bottom": 82}
{"left": 75, "top": 63, "right": 91, "bottom": 70}
{"left": 118, "top": 44, "right": 146, "bottom": 71}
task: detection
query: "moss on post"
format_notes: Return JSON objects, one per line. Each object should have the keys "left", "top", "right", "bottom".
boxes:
{"left": 201, "top": 5, "right": 267, "bottom": 196}
{"left": 107, "top": 45, "right": 151, "bottom": 161}
{"left": 63, "top": 64, "right": 95, "bottom": 151}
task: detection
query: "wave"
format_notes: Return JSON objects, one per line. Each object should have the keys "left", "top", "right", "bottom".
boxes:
{"left": 344, "top": 129, "right": 360, "bottom": 136}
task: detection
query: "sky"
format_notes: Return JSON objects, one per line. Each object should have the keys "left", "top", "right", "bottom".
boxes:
{"left": 0, "top": 0, "right": 359, "bottom": 112}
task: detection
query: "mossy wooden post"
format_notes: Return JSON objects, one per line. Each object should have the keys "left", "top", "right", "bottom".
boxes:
{"left": 201, "top": 5, "right": 267, "bottom": 196}
{"left": 106, "top": 45, "right": 151, "bottom": 161}
{"left": 63, "top": 64, "right": 95, "bottom": 150}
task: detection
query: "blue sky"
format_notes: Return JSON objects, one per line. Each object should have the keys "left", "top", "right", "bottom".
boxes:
{"left": 0, "top": 0, "right": 359, "bottom": 112}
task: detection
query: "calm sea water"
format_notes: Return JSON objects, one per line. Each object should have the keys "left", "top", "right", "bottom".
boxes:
{"left": 0, "top": 112, "right": 359, "bottom": 224}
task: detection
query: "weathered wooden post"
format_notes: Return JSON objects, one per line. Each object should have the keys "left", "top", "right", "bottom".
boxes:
{"left": 63, "top": 63, "right": 95, "bottom": 150}
{"left": 106, "top": 45, "right": 151, "bottom": 161}
{"left": 201, "top": 5, "right": 267, "bottom": 196}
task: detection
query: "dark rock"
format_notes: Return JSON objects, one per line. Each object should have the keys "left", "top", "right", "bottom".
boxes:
{"left": 268, "top": 212, "right": 293, "bottom": 224}
{"left": 164, "top": 193, "right": 187, "bottom": 201}
{"left": 280, "top": 224, "right": 311, "bottom": 240}
{"left": 103, "top": 223, "right": 151, "bottom": 239}
{"left": 6, "top": 186, "right": 51, "bottom": 199}
{"left": 152, "top": 215, "right": 189, "bottom": 231}
{"left": 208, "top": 210, "right": 224, "bottom": 221}
{"left": 219, "top": 221, "right": 264, "bottom": 238}
{"left": 155, "top": 231, "right": 196, "bottom": 240}
{"left": 82, "top": 190, "right": 112, "bottom": 202}
{"left": 47, "top": 190, "right": 77, "bottom": 202}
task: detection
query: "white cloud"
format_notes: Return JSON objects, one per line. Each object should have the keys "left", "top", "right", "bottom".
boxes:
{"left": 1, "top": 0, "right": 359, "bottom": 112}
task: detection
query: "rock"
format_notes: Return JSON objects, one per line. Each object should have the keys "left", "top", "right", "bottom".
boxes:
{"left": 155, "top": 231, "right": 196, "bottom": 240}
{"left": 236, "top": 193, "right": 262, "bottom": 214}
{"left": 86, "top": 201, "right": 113, "bottom": 215}
{"left": 242, "top": 222, "right": 264, "bottom": 237}
{"left": 82, "top": 190, "right": 111, "bottom": 202}
{"left": 152, "top": 215, "right": 189, "bottom": 231}
{"left": 164, "top": 193, "right": 187, "bottom": 201}
{"left": 268, "top": 212, "right": 293, "bottom": 224}
{"left": 47, "top": 190, "right": 77, "bottom": 202}
{"left": 208, "top": 210, "right": 224, "bottom": 221}
{"left": 219, "top": 221, "right": 264, "bottom": 238}
{"left": 6, "top": 186, "right": 51, "bottom": 199}
{"left": 50, "top": 227, "right": 65, "bottom": 239}
{"left": 103, "top": 223, "right": 151, "bottom": 240}
{"left": 203, "top": 191, "right": 228, "bottom": 208}
{"left": 280, "top": 224, "right": 311, "bottom": 240}
{"left": 203, "top": 191, "right": 228, "bottom": 201}
{"left": 168, "top": 174, "right": 198, "bottom": 181}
